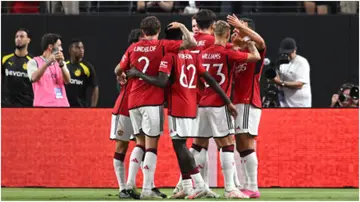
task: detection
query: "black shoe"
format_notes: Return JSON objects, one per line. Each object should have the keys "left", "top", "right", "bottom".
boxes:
{"left": 119, "top": 190, "right": 131, "bottom": 199}
{"left": 126, "top": 188, "right": 140, "bottom": 199}
{"left": 152, "top": 187, "right": 167, "bottom": 198}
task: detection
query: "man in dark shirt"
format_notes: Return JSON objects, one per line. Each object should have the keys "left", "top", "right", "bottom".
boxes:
{"left": 65, "top": 39, "right": 99, "bottom": 107}
{"left": 1, "top": 28, "right": 33, "bottom": 107}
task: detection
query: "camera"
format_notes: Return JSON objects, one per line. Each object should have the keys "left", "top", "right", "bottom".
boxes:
{"left": 278, "top": 53, "right": 291, "bottom": 65}
{"left": 262, "top": 58, "right": 280, "bottom": 107}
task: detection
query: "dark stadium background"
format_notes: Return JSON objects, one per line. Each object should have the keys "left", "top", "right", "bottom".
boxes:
{"left": 1, "top": 14, "right": 358, "bottom": 108}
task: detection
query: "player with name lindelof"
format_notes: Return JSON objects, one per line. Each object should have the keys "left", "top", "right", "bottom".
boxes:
{"left": 2, "top": 28, "right": 33, "bottom": 107}
{"left": 65, "top": 39, "right": 99, "bottom": 108}
{"left": 115, "top": 16, "right": 196, "bottom": 199}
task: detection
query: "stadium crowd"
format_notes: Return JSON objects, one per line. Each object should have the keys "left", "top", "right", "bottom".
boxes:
{"left": 1, "top": 1, "right": 359, "bottom": 15}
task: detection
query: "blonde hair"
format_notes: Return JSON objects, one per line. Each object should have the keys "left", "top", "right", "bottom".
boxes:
{"left": 214, "top": 20, "right": 231, "bottom": 37}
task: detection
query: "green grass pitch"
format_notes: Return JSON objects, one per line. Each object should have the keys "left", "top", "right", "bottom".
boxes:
{"left": 1, "top": 188, "right": 359, "bottom": 201}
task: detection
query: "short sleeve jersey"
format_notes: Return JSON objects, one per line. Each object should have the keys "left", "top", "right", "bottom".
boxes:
{"left": 232, "top": 47, "right": 266, "bottom": 108}
{"left": 159, "top": 50, "right": 206, "bottom": 118}
{"left": 198, "top": 44, "right": 248, "bottom": 107}
{"left": 119, "top": 39, "right": 182, "bottom": 109}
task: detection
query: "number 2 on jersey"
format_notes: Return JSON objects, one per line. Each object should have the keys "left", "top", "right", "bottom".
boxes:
{"left": 202, "top": 63, "right": 225, "bottom": 87}
{"left": 138, "top": 56, "right": 149, "bottom": 80}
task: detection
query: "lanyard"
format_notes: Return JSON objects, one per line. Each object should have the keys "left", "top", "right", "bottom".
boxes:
{"left": 48, "top": 63, "right": 59, "bottom": 86}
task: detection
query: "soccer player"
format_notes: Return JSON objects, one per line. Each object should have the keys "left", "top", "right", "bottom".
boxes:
{"left": 65, "top": 39, "right": 99, "bottom": 107}
{"left": 188, "top": 9, "right": 217, "bottom": 193}
{"left": 115, "top": 16, "right": 196, "bottom": 199}
{"left": 126, "top": 26, "right": 237, "bottom": 199}
{"left": 110, "top": 29, "right": 143, "bottom": 199}
{"left": 197, "top": 20, "right": 261, "bottom": 198}
{"left": 191, "top": 15, "right": 199, "bottom": 35}
{"left": 227, "top": 14, "right": 266, "bottom": 198}
{"left": 2, "top": 28, "right": 33, "bottom": 107}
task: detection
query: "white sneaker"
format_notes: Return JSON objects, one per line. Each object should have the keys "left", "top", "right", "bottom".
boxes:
{"left": 173, "top": 182, "right": 183, "bottom": 194}
{"left": 204, "top": 189, "right": 220, "bottom": 198}
{"left": 225, "top": 189, "right": 250, "bottom": 199}
{"left": 140, "top": 190, "right": 163, "bottom": 199}
{"left": 186, "top": 185, "right": 208, "bottom": 199}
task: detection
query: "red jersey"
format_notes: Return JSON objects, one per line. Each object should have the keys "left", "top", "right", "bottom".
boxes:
{"left": 112, "top": 84, "right": 130, "bottom": 116}
{"left": 192, "top": 32, "right": 215, "bottom": 103}
{"left": 119, "top": 39, "right": 182, "bottom": 109}
{"left": 193, "top": 32, "right": 215, "bottom": 53}
{"left": 233, "top": 47, "right": 266, "bottom": 108}
{"left": 199, "top": 44, "right": 248, "bottom": 107}
{"left": 159, "top": 50, "right": 206, "bottom": 118}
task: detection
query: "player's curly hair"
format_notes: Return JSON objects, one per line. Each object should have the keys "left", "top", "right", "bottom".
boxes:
{"left": 164, "top": 26, "right": 182, "bottom": 40}
{"left": 194, "top": 9, "right": 216, "bottom": 30}
{"left": 140, "top": 16, "right": 161, "bottom": 36}
{"left": 41, "top": 33, "right": 61, "bottom": 52}
{"left": 240, "top": 17, "right": 256, "bottom": 30}
{"left": 128, "top": 29, "right": 143, "bottom": 45}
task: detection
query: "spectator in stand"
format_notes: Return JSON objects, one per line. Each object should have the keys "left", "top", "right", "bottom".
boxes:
{"left": 174, "top": 1, "right": 220, "bottom": 14}
{"left": 304, "top": 1, "right": 339, "bottom": 14}
{"left": 137, "top": 1, "right": 174, "bottom": 13}
{"left": 340, "top": 1, "right": 359, "bottom": 14}
{"left": 46, "top": 1, "right": 79, "bottom": 15}
{"left": 3, "top": 1, "right": 40, "bottom": 13}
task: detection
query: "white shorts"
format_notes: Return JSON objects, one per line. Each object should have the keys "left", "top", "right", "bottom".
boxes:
{"left": 235, "top": 104, "right": 262, "bottom": 136}
{"left": 129, "top": 106, "right": 164, "bottom": 137}
{"left": 198, "top": 106, "right": 235, "bottom": 138}
{"left": 110, "top": 114, "right": 134, "bottom": 141}
{"left": 168, "top": 115, "right": 198, "bottom": 139}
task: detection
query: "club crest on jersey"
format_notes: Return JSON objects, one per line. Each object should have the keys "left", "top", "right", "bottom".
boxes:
{"left": 117, "top": 130, "right": 124, "bottom": 136}
{"left": 22, "top": 63, "right": 27, "bottom": 70}
{"left": 74, "top": 69, "right": 81, "bottom": 77}
{"left": 160, "top": 61, "right": 168, "bottom": 68}
{"left": 235, "top": 63, "right": 247, "bottom": 73}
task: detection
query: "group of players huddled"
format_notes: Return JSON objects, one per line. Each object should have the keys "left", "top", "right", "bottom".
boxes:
{"left": 110, "top": 9, "right": 266, "bottom": 199}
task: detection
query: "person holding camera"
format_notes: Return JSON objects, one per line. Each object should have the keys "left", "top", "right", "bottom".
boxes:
{"left": 26, "top": 33, "right": 71, "bottom": 107}
{"left": 331, "top": 83, "right": 359, "bottom": 108}
{"left": 271, "top": 37, "right": 312, "bottom": 108}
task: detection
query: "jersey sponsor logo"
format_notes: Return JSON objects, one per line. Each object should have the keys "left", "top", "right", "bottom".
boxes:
{"left": 197, "top": 40, "right": 206, "bottom": 46}
{"left": 74, "top": 69, "right": 81, "bottom": 77}
{"left": 235, "top": 63, "right": 247, "bottom": 73}
{"left": 178, "top": 53, "right": 193, "bottom": 60}
{"left": 133, "top": 46, "right": 156, "bottom": 52}
{"left": 202, "top": 53, "right": 221, "bottom": 60}
{"left": 4, "top": 69, "right": 28, "bottom": 78}
{"left": 70, "top": 78, "right": 84, "bottom": 85}
{"left": 8, "top": 61, "right": 13, "bottom": 66}
{"left": 22, "top": 63, "right": 27, "bottom": 70}
{"left": 160, "top": 61, "right": 168, "bottom": 69}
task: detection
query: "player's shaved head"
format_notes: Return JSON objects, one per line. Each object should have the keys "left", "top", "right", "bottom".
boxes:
{"left": 140, "top": 16, "right": 161, "bottom": 36}
{"left": 214, "top": 20, "right": 231, "bottom": 38}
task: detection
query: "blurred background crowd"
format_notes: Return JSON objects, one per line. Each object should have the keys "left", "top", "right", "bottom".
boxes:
{"left": 2, "top": 1, "right": 359, "bottom": 15}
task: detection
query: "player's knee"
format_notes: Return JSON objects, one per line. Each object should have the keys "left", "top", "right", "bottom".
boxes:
{"left": 193, "top": 138, "right": 209, "bottom": 148}
{"left": 135, "top": 134, "right": 145, "bottom": 146}
{"left": 115, "top": 140, "right": 129, "bottom": 153}
{"left": 145, "top": 136, "right": 159, "bottom": 149}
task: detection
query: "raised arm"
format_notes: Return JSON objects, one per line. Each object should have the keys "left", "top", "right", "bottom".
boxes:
{"left": 168, "top": 22, "right": 197, "bottom": 50}
{"left": 227, "top": 14, "right": 266, "bottom": 50}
